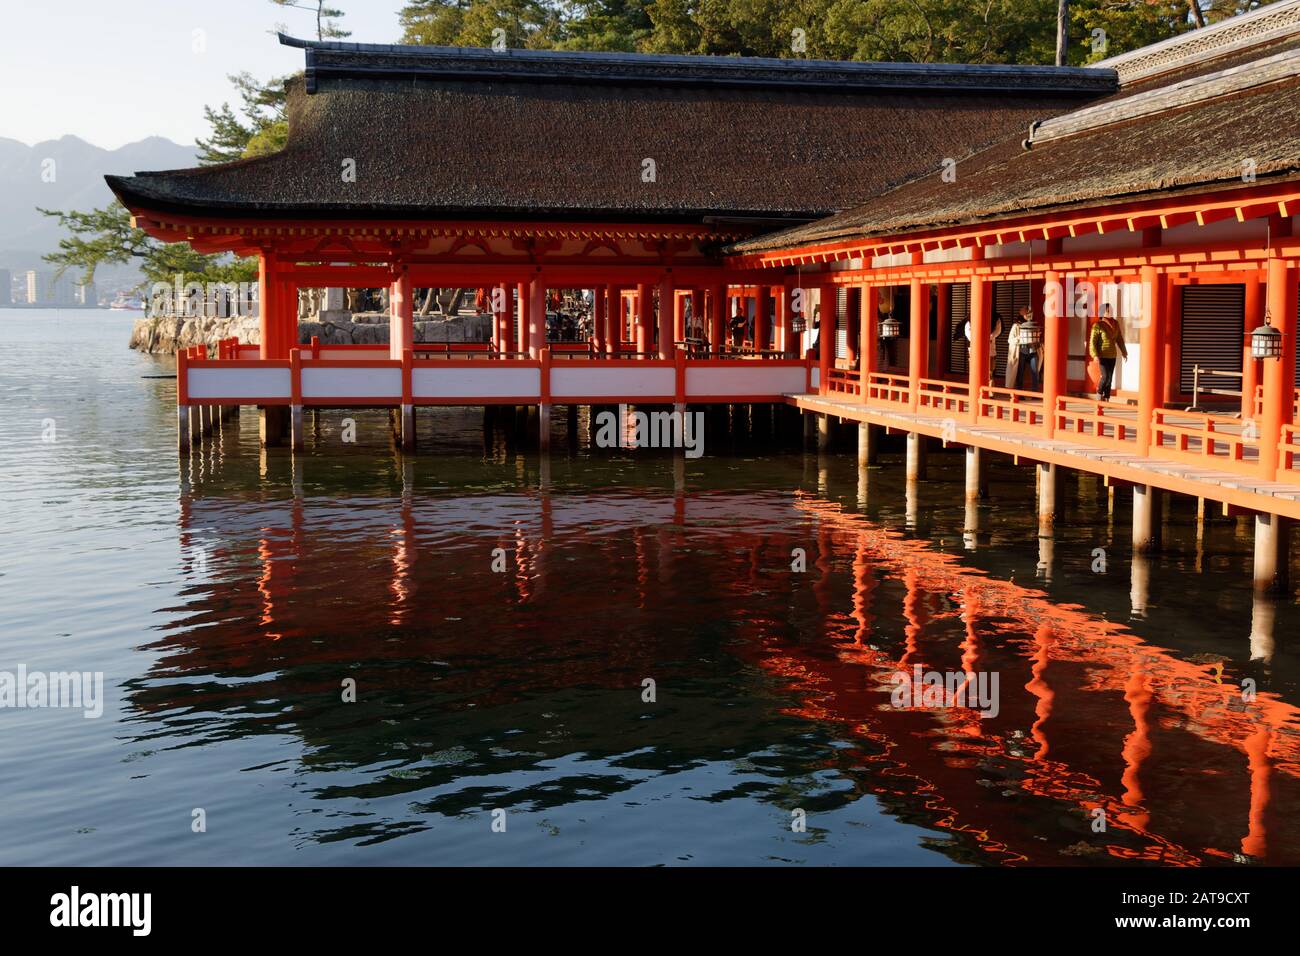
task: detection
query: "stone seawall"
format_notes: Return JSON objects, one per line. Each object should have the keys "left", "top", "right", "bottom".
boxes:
{"left": 128, "top": 312, "right": 494, "bottom": 354}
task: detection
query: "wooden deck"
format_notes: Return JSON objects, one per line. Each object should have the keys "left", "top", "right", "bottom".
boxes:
{"left": 793, "top": 392, "right": 1300, "bottom": 520}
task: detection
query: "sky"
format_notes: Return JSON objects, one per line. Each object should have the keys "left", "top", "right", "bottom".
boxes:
{"left": 0, "top": 0, "right": 410, "bottom": 150}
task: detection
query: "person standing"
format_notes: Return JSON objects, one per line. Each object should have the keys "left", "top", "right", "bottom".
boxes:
{"left": 1089, "top": 304, "right": 1128, "bottom": 402}
{"left": 1013, "top": 306, "right": 1043, "bottom": 391}
{"left": 1005, "top": 311, "right": 1023, "bottom": 388}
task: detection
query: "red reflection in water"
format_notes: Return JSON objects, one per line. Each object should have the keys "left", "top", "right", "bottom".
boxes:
{"left": 159, "top": 485, "right": 1300, "bottom": 866}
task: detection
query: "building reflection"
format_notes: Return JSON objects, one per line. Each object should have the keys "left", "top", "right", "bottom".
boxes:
{"left": 156, "top": 477, "right": 1299, "bottom": 864}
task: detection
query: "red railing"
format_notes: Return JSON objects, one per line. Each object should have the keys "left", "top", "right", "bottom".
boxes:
{"left": 978, "top": 386, "right": 1046, "bottom": 432}
{"left": 1054, "top": 397, "right": 1138, "bottom": 448}
{"left": 866, "top": 372, "right": 910, "bottom": 407}
{"left": 825, "top": 366, "right": 861, "bottom": 397}
{"left": 916, "top": 378, "right": 969, "bottom": 417}
{"left": 1280, "top": 424, "right": 1300, "bottom": 483}
{"left": 1151, "top": 408, "right": 1260, "bottom": 475}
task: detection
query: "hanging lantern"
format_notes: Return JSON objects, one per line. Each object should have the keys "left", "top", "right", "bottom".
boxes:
{"left": 1018, "top": 319, "right": 1043, "bottom": 348}
{"left": 880, "top": 314, "right": 901, "bottom": 339}
{"left": 790, "top": 312, "right": 806, "bottom": 335}
{"left": 1251, "top": 312, "right": 1283, "bottom": 359}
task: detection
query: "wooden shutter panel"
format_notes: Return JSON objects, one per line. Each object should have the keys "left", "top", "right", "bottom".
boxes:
{"left": 1179, "top": 284, "right": 1244, "bottom": 395}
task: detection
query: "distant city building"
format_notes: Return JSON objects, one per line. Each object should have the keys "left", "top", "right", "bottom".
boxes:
{"left": 75, "top": 280, "right": 97, "bottom": 306}
{"left": 0, "top": 269, "right": 10, "bottom": 306}
{"left": 25, "top": 270, "right": 78, "bottom": 306}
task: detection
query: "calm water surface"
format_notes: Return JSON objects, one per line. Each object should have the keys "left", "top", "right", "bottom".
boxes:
{"left": 2, "top": 309, "right": 1298, "bottom": 866}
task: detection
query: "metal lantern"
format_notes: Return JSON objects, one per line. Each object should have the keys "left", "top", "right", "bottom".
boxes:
{"left": 790, "top": 312, "right": 806, "bottom": 335}
{"left": 1018, "top": 319, "right": 1043, "bottom": 348}
{"left": 880, "top": 314, "right": 901, "bottom": 339}
{"left": 1251, "top": 314, "right": 1283, "bottom": 359}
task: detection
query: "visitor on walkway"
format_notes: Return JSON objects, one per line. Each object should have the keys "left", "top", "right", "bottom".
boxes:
{"left": 1011, "top": 306, "right": 1043, "bottom": 391}
{"left": 1089, "top": 304, "right": 1128, "bottom": 402}
{"left": 1005, "top": 312, "right": 1022, "bottom": 388}
{"left": 730, "top": 311, "right": 747, "bottom": 350}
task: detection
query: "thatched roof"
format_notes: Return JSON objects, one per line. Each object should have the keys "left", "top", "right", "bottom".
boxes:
{"left": 106, "top": 36, "right": 1108, "bottom": 226}
{"left": 730, "top": 45, "right": 1300, "bottom": 255}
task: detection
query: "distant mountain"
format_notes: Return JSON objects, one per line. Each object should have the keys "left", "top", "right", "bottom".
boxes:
{"left": 0, "top": 135, "right": 198, "bottom": 288}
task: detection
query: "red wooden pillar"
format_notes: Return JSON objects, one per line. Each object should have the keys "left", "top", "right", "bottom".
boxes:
{"left": 528, "top": 278, "right": 546, "bottom": 360}
{"left": 818, "top": 281, "right": 835, "bottom": 395}
{"left": 755, "top": 286, "right": 771, "bottom": 354}
{"left": 968, "top": 274, "right": 989, "bottom": 423}
{"left": 1083, "top": 276, "right": 1102, "bottom": 397}
{"left": 257, "top": 254, "right": 274, "bottom": 360}
{"left": 773, "top": 285, "right": 787, "bottom": 355}
{"left": 845, "top": 287, "right": 859, "bottom": 367}
{"left": 1261, "top": 243, "right": 1297, "bottom": 477}
{"left": 1136, "top": 264, "right": 1166, "bottom": 455}
{"left": 658, "top": 276, "right": 674, "bottom": 360}
{"left": 607, "top": 286, "right": 622, "bottom": 354}
{"left": 1243, "top": 274, "right": 1263, "bottom": 419}
{"left": 907, "top": 278, "right": 927, "bottom": 411}
{"left": 859, "top": 283, "right": 876, "bottom": 401}
{"left": 593, "top": 284, "right": 606, "bottom": 353}
{"left": 636, "top": 283, "right": 651, "bottom": 355}
{"left": 673, "top": 290, "right": 686, "bottom": 344}
{"left": 710, "top": 284, "right": 726, "bottom": 354}
{"left": 934, "top": 283, "right": 950, "bottom": 379}
{"left": 390, "top": 264, "right": 413, "bottom": 360}
{"left": 1041, "top": 268, "right": 1063, "bottom": 436}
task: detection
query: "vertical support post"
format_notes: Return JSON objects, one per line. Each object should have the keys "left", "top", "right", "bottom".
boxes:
{"left": 606, "top": 286, "right": 621, "bottom": 355}
{"left": 818, "top": 281, "right": 835, "bottom": 395}
{"left": 1037, "top": 461, "right": 1062, "bottom": 532}
{"left": 538, "top": 346, "right": 552, "bottom": 453}
{"left": 857, "top": 422, "right": 877, "bottom": 467}
{"left": 774, "top": 284, "right": 788, "bottom": 355}
{"left": 968, "top": 265, "right": 990, "bottom": 423}
{"left": 817, "top": 414, "right": 832, "bottom": 451}
{"left": 528, "top": 277, "right": 546, "bottom": 360}
{"left": 177, "top": 347, "right": 191, "bottom": 455}
{"left": 593, "top": 284, "right": 606, "bottom": 354}
{"left": 710, "top": 284, "right": 726, "bottom": 354}
{"left": 964, "top": 445, "right": 985, "bottom": 501}
{"left": 1042, "top": 268, "right": 1063, "bottom": 436}
{"left": 636, "top": 282, "right": 652, "bottom": 356}
{"left": 1136, "top": 264, "right": 1165, "bottom": 455}
{"left": 258, "top": 254, "right": 274, "bottom": 361}
{"left": 1132, "top": 484, "right": 1162, "bottom": 554}
{"left": 400, "top": 347, "right": 415, "bottom": 451}
{"left": 844, "top": 287, "right": 859, "bottom": 367}
{"left": 1242, "top": 274, "right": 1263, "bottom": 419}
{"left": 755, "top": 286, "right": 771, "bottom": 354}
{"left": 859, "top": 283, "right": 876, "bottom": 401}
{"left": 906, "top": 431, "right": 926, "bottom": 481}
{"left": 390, "top": 264, "right": 413, "bottom": 360}
{"left": 658, "top": 275, "right": 674, "bottom": 360}
{"left": 1261, "top": 234, "right": 1296, "bottom": 477}
{"left": 493, "top": 283, "right": 510, "bottom": 354}
{"left": 908, "top": 277, "right": 927, "bottom": 411}
{"left": 290, "top": 347, "right": 304, "bottom": 451}
{"left": 672, "top": 289, "right": 686, "bottom": 345}
{"left": 934, "top": 283, "right": 950, "bottom": 379}
{"left": 1253, "top": 513, "right": 1290, "bottom": 593}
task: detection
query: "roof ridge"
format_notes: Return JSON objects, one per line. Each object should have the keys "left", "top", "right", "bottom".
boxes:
{"left": 1028, "top": 45, "right": 1300, "bottom": 148}
{"left": 277, "top": 33, "right": 1116, "bottom": 95}
{"left": 1095, "top": 0, "right": 1300, "bottom": 85}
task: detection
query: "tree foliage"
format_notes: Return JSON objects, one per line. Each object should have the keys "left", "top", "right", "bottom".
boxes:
{"left": 39, "top": 203, "right": 257, "bottom": 289}
{"left": 397, "top": 0, "right": 1279, "bottom": 65}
